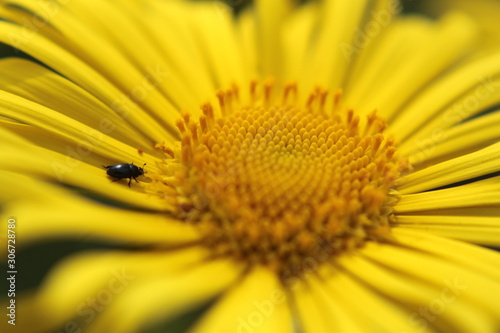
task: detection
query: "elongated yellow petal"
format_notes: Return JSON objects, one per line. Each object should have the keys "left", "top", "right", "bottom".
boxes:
{"left": 237, "top": 8, "right": 258, "bottom": 82}
{"left": 293, "top": 277, "right": 355, "bottom": 333}
{"left": 404, "top": 109, "right": 500, "bottom": 165}
{"left": 190, "top": 267, "right": 293, "bottom": 333}
{"left": 0, "top": 128, "right": 168, "bottom": 207}
{"left": 304, "top": 0, "right": 370, "bottom": 91}
{"left": 0, "top": 172, "right": 198, "bottom": 248}
{"left": 87, "top": 259, "right": 243, "bottom": 333}
{"left": 396, "top": 143, "right": 500, "bottom": 194}
{"left": 348, "top": 12, "right": 477, "bottom": 119}
{"left": 137, "top": 0, "right": 218, "bottom": 104}
{"left": 4, "top": 0, "right": 190, "bottom": 128}
{"left": 255, "top": 0, "right": 293, "bottom": 77}
{"left": 40, "top": 248, "right": 211, "bottom": 309}
{"left": 318, "top": 264, "right": 432, "bottom": 333}
{"left": 0, "top": 20, "right": 175, "bottom": 142}
{"left": 189, "top": 2, "right": 249, "bottom": 90}
{"left": 0, "top": 91, "right": 159, "bottom": 165}
{"left": 345, "top": 17, "right": 432, "bottom": 109}
{"left": 0, "top": 58, "right": 154, "bottom": 151}
{"left": 1, "top": 120, "right": 153, "bottom": 166}
{"left": 392, "top": 228, "right": 500, "bottom": 279}
{"left": 339, "top": 250, "right": 496, "bottom": 333}
{"left": 390, "top": 50, "right": 500, "bottom": 143}
{"left": 364, "top": 243, "right": 500, "bottom": 314}
{"left": 395, "top": 176, "right": 500, "bottom": 212}
{"left": 20, "top": 248, "right": 211, "bottom": 332}
{"left": 281, "top": 1, "right": 317, "bottom": 82}
{"left": 394, "top": 221, "right": 500, "bottom": 246}
{"left": 60, "top": 0, "right": 201, "bottom": 111}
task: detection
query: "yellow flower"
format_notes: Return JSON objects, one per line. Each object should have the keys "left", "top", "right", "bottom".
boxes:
{"left": 0, "top": 0, "right": 500, "bottom": 332}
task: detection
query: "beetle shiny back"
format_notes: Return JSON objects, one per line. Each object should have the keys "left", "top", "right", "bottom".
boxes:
{"left": 103, "top": 162, "right": 146, "bottom": 187}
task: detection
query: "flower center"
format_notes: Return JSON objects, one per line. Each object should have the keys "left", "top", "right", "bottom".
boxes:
{"left": 151, "top": 82, "right": 407, "bottom": 278}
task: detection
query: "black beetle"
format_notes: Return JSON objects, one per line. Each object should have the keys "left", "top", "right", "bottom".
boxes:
{"left": 103, "top": 162, "right": 146, "bottom": 187}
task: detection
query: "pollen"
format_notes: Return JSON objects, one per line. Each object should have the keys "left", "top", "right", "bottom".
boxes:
{"left": 151, "top": 82, "right": 407, "bottom": 277}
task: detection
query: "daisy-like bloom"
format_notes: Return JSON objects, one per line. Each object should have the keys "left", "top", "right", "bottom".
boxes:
{"left": 1, "top": 0, "right": 500, "bottom": 332}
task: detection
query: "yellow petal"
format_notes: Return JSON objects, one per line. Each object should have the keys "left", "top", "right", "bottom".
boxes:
{"left": 395, "top": 212, "right": 500, "bottom": 226}
{"left": 394, "top": 221, "right": 500, "bottom": 246}
{"left": 395, "top": 176, "right": 500, "bottom": 212}
{"left": 190, "top": 267, "right": 293, "bottom": 333}
{"left": 62, "top": 0, "right": 200, "bottom": 111}
{"left": 0, "top": 58, "right": 153, "bottom": 150}
{"left": 304, "top": 0, "right": 371, "bottom": 91}
{"left": 0, "top": 128, "right": 169, "bottom": 208}
{"left": 392, "top": 228, "right": 500, "bottom": 279}
{"left": 88, "top": 259, "right": 243, "bottom": 333}
{"left": 346, "top": 16, "right": 431, "bottom": 113}
{"left": 293, "top": 274, "right": 366, "bottom": 333}
{"left": 0, "top": 171, "right": 198, "bottom": 248}
{"left": 404, "top": 110, "right": 500, "bottom": 165}
{"left": 255, "top": 0, "right": 293, "bottom": 77}
{"left": 0, "top": 146, "right": 162, "bottom": 207}
{"left": 281, "top": 1, "right": 317, "bottom": 82}
{"left": 23, "top": 248, "right": 212, "bottom": 332}
{"left": 339, "top": 249, "right": 496, "bottom": 333}
{"left": 237, "top": 7, "right": 258, "bottom": 81}
{"left": 348, "top": 12, "right": 477, "bottom": 119}
{"left": 0, "top": 120, "right": 153, "bottom": 167}
{"left": 5, "top": 0, "right": 191, "bottom": 128}
{"left": 318, "top": 264, "right": 431, "bottom": 333}
{"left": 389, "top": 50, "right": 500, "bottom": 143}
{"left": 396, "top": 206, "right": 500, "bottom": 217}
{"left": 0, "top": 20, "right": 175, "bottom": 141}
{"left": 187, "top": 1, "right": 249, "bottom": 90}
{"left": 133, "top": 0, "right": 218, "bottom": 105}
{"left": 293, "top": 280, "right": 338, "bottom": 333}
{"left": 0, "top": 91, "right": 160, "bottom": 164}
{"left": 363, "top": 242, "right": 500, "bottom": 321}
{"left": 395, "top": 142, "right": 500, "bottom": 194}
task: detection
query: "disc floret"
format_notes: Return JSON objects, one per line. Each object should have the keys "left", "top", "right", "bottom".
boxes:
{"left": 152, "top": 82, "right": 407, "bottom": 276}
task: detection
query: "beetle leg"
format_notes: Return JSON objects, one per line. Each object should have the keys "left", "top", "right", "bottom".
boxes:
{"left": 128, "top": 178, "right": 132, "bottom": 187}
